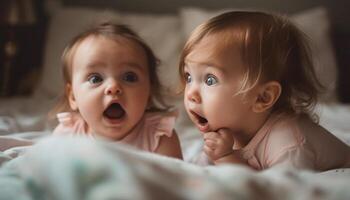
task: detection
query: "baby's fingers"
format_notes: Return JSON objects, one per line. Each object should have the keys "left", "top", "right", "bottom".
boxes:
{"left": 203, "top": 145, "right": 216, "bottom": 159}
{"left": 203, "top": 132, "right": 220, "bottom": 140}
{"left": 205, "top": 139, "right": 216, "bottom": 148}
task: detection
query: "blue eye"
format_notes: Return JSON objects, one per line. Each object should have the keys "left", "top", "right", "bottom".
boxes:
{"left": 123, "top": 72, "right": 138, "bottom": 82}
{"left": 185, "top": 73, "right": 191, "bottom": 83}
{"left": 88, "top": 74, "right": 103, "bottom": 84}
{"left": 205, "top": 74, "right": 218, "bottom": 86}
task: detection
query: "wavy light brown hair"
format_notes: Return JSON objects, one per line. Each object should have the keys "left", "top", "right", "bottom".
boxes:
{"left": 179, "top": 11, "right": 323, "bottom": 117}
{"left": 51, "top": 22, "right": 169, "bottom": 117}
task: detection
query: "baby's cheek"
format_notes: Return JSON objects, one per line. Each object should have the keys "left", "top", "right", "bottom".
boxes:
{"left": 183, "top": 99, "right": 190, "bottom": 110}
{"left": 210, "top": 99, "right": 237, "bottom": 125}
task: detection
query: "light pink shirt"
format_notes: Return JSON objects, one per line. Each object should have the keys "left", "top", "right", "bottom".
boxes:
{"left": 53, "top": 110, "right": 178, "bottom": 152}
{"left": 241, "top": 113, "right": 350, "bottom": 171}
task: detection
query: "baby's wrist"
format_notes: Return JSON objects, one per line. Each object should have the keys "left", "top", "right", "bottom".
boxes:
{"left": 212, "top": 150, "right": 234, "bottom": 162}
{"left": 214, "top": 150, "right": 244, "bottom": 165}
{"left": 219, "top": 150, "right": 235, "bottom": 158}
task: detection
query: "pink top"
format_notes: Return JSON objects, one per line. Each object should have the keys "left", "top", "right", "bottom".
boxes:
{"left": 241, "top": 113, "right": 350, "bottom": 171}
{"left": 53, "top": 110, "right": 178, "bottom": 152}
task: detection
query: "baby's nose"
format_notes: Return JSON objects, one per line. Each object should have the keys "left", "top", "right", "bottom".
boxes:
{"left": 186, "top": 86, "right": 201, "bottom": 104}
{"left": 105, "top": 82, "right": 122, "bottom": 95}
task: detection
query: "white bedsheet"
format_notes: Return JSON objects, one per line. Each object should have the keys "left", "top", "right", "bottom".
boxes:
{"left": 0, "top": 95, "right": 55, "bottom": 134}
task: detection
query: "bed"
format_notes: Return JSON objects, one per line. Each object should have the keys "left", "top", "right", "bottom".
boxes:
{"left": 0, "top": 0, "right": 350, "bottom": 199}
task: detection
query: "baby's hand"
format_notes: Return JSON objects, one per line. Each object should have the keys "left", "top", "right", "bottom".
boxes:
{"left": 203, "top": 129, "right": 235, "bottom": 162}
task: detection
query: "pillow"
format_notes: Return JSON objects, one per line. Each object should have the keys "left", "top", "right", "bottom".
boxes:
{"left": 291, "top": 7, "right": 337, "bottom": 102}
{"left": 180, "top": 7, "right": 338, "bottom": 102}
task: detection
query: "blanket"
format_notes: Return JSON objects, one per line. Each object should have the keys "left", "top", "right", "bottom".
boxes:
{"left": 0, "top": 136, "right": 349, "bottom": 200}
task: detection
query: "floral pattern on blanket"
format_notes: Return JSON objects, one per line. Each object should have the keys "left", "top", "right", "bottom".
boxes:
{"left": 0, "top": 136, "right": 349, "bottom": 200}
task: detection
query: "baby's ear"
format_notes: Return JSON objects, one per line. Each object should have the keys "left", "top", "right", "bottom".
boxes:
{"left": 67, "top": 84, "right": 78, "bottom": 111}
{"left": 252, "top": 81, "right": 281, "bottom": 113}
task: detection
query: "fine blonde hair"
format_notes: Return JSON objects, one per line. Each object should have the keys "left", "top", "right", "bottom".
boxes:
{"left": 51, "top": 22, "right": 169, "bottom": 117}
{"left": 179, "top": 11, "right": 323, "bottom": 117}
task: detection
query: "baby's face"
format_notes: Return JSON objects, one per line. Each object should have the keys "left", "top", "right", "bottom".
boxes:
{"left": 68, "top": 36, "right": 150, "bottom": 140}
{"left": 183, "top": 34, "right": 258, "bottom": 134}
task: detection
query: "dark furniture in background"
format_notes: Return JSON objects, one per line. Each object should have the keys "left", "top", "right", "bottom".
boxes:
{"left": 0, "top": 0, "right": 46, "bottom": 97}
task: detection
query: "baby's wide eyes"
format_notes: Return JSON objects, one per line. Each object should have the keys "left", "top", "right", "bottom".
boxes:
{"left": 88, "top": 74, "right": 103, "bottom": 84}
{"left": 185, "top": 72, "right": 191, "bottom": 83}
{"left": 123, "top": 72, "right": 138, "bottom": 82}
{"left": 205, "top": 74, "right": 218, "bottom": 86}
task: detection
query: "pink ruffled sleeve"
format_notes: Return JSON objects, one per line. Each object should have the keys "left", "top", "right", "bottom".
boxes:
{"left": 53, "top": 112, "right": 89, "bottom": 135}
{"left": 145, "top": 110, "right": 178, "bottom": 152}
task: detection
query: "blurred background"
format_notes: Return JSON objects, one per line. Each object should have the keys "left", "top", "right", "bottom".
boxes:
{"left": 0, "top": 0, "right": 349, "bottom": 102}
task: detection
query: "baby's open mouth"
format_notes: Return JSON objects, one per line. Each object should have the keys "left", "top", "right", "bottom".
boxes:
{"left": 103, "top": 103, "right": 125, "bottom": 119}
{"left": 191, "top": 111, "right": 208, "bottom": 126}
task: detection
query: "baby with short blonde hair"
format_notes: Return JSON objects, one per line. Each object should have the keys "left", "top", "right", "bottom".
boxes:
{"left": 179, "top": 11, "right": 349, "bottom": 170}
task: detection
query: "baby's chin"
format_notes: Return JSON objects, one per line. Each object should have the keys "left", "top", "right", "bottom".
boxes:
{"left": 93, "top": 126, "right": 129, "bottom": 141}
{"left": 201, "top": 122, "right": 227, "bottom": 133}
{"left": 103, "top": 132, "right": 128, "bottom": 141}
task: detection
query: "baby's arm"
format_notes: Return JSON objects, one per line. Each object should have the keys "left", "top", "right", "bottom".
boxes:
{"left": 203, "top": 129, "right": 249, "bottom": 167}
{"left": 155, "top": 130, "right": 183, "bottom": 159}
